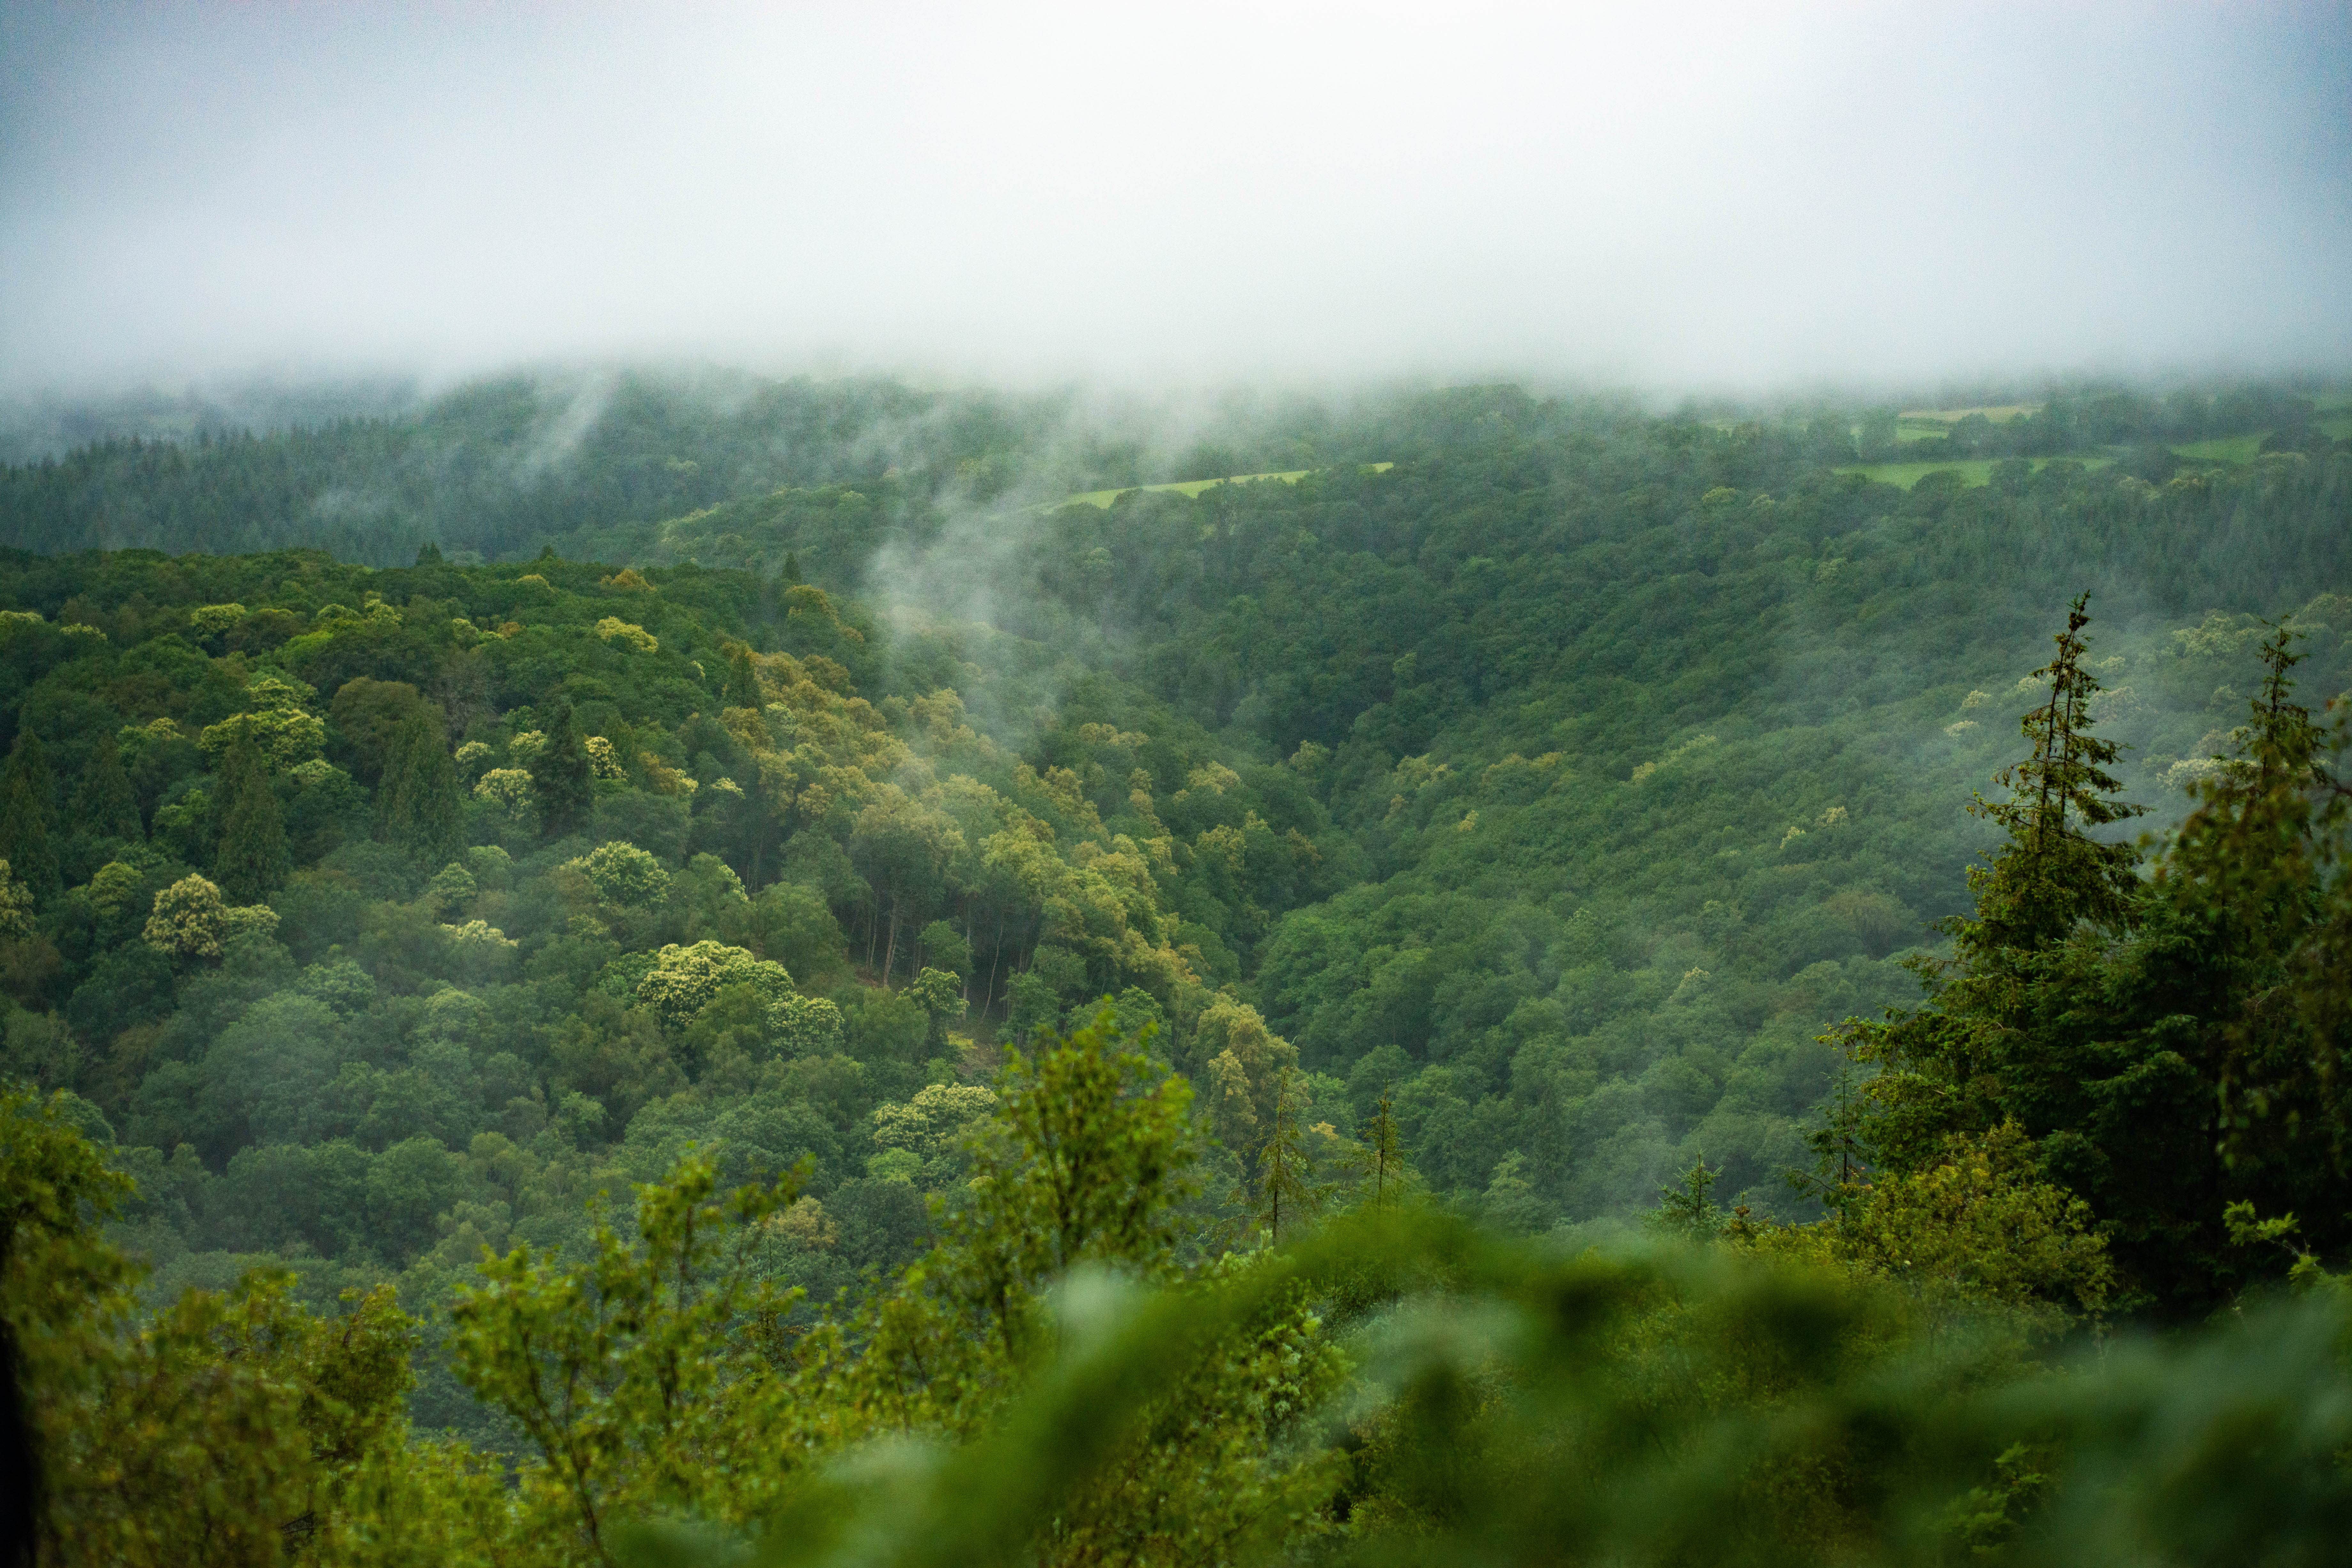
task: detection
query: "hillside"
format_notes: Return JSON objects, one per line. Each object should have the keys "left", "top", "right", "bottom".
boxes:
{"left": 0, "top": 373, "right": 2348, "bottom": 1559}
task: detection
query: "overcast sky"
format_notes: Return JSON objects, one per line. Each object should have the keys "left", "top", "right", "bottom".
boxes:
{"left": 2, "top": 1, "right": 2348, "bottom": 397}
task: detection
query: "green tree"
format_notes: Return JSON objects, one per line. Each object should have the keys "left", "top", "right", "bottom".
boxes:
{"left": 1340, "top": 1089, "right": 1410, "bottom": 1210}
{"left": 70, "top": 734, "right": 141, "bottom": 843}
{"left": 907, "top": 966, "right": 967, "bottom": 1049}
{"left": 211, "top": 733, "right": 289, "bottom": 905}
{"left": 1967, "top": 592, "right": 2147, "bottom": 950}
{"left": 448, "top": 1153, "right": 793, "bottom": 1564}
{"left": 1250, "top": 1068, "right": 1319, "bottom": 1243}
{"left": 375, "top": 708, "right": 463, "bottom": 866}
{"left": 530, "top": 700, "right": 593, "bottom": 841}
{"left": 0, "top": 734, "right": 56, "bottom": 899}
{"left": 721, "top": 645, "right": 762, "bottom": 710}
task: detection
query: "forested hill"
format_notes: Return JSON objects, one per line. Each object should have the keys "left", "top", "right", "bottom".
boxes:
{"left": 2, "top": 369, "right": 2341, "bottom": 570}
{"left": 0, "top": 376, "right": 2344, "bottom": 1450}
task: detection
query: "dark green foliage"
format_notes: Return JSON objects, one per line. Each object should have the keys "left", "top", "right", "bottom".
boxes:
{"left": 1829, "top": 602, "right": 2352, "bottom": 1310}
{"left": 375, "top": 708, "right": 462, "bottom": 865}
{"left": 211, "top": 734, "right": 288, "bottom": 904}
{"left": 0, "top": 375, "right": 2341, "bottom": 1521}
{"left": 0, "top": 734, "right": 56, "bottom": 898}
{"left": 530, "top": 701, "right": 592, "bottom": 841}
{"left": 68, "top": 735, "right": 139, "bottom": 843}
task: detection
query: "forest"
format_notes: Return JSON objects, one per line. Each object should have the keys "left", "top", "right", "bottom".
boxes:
{"left": 3, "top": 372, "right": 2351, "bottom": 1565}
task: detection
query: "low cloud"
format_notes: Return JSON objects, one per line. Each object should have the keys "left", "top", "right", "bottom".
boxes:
{"left": 2, "top": 2, "right": 2348, "bottom": 397}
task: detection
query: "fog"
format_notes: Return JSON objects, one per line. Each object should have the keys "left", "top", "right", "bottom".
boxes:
{"left": 3, "top": 1, "right": 2348, "bottom": 397}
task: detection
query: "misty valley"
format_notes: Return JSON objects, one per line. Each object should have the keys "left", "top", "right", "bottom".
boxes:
{"left": 4, "top": 373, "right": 2352, "bottom": 1567}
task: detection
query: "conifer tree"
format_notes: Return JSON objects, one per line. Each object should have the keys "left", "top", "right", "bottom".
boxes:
{"left": 70, "top": 734, "right": 141, "bottom": 842}
{"left": 530, "top": 701, "right": 593, "bottom": 841}
{"left": 1252, "top": 1069, "right": 1318, "bottom": 1242}
{"left": 0, "top": 733, "right": 58, "bottom": 899}
{"left": 1962, "top": 592, "right": 2147, "bottom": 954}
{"left": 377, "top": 709, "right": 464, "bottom": 866}
{"left": 721, "top": 647, "right": 762, "bottom": 711}
{"left": 1342, "top": 1090, "right": 1410, "bottom": 1209}
{"left": 211, "top": 733, "right": 287, "bottom": 905}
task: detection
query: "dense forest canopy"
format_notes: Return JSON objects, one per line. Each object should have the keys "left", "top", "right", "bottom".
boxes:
{"left": 2, "top": 368, "right": 2350, "bottom": 1565}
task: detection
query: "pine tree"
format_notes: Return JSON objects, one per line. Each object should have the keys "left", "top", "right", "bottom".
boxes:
{"left": 0, "top": 732, "right": 58, "bottom": 899}
{"left": 1963, "top": 591, "right": 2146, "bottom": 954}
{"left": 722, "top": 647, "right": 762, "bottom": 710}
{"left": 378, "top": 709, "right": 464, "bottom": 866}
{"left": 212, "top": 733, "right": 288, "bottom": 904}
{"left": 1252, "top": 1069, "right": 1318, "bottom": 1242}
{"left": 70, "top": 734, "right": 142, "bottom": 843}
{"left": 530, "top": 701, "right": 592, "bottom": 841}
{"left": 1345, "top": 1090, "right": 1409, "bottom": 1209}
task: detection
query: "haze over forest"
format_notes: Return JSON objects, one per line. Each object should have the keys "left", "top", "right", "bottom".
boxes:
{"left": 4, "top": 7, "right": 2352, "bottom": 1568}
{"left": 4, "top": 3, "right": 2350, "bottom": 398}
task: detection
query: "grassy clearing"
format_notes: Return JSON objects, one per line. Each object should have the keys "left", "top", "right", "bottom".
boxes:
{"left": 1893, "top": 404, "right": 2042, "bottom": 441}
{"left": 2172, "top": 433, "right": 2269, "bottom": 465}
{"left": 1836, "top": 454, "right": 2111, "bottom": 491}
{"left": 1063, "top": 462, "right": 1392, "bottom": 510}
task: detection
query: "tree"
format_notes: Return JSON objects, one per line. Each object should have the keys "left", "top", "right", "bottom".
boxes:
{"left": 211, "top": 733, "right": 288, "bottom": 905}
{"left": 448, "top": 1154, "right": 793, "bottom": 1564}
{"left": 1651, "top": 1154, "right": 1722, "bottom": 1241}
{"left": 721, "top": 646, "right": 762, "bottom": 710}
{"left": 1346, "top": 1089, "right": 1411, "bottom": 1210}
{"left": 0, "top": 735, "right": 56, "bottom": 900}
{"left": 1966, "top": 592, "right": 2146, "bottom": 952}
{"left": 530, "top": 700, "right": 593, "bottom": 841}
{"left": 1250, "top": 1067, "right": 1318, "bottom": 1242}
{"left": 907, "top": 966, "right": 967, "bottom": 1050}
{"left": 376, "top": 708, "right": 463, "bottom": 866}
{"left": 69, "top": 735, "right": 140, "bottom": 843}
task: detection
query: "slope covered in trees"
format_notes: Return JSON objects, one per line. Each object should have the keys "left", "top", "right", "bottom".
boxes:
{"left": 0, "top": 374, "right": 2349, "bottom": 1563}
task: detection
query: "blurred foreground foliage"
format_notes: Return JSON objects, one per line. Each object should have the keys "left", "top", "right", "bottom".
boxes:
{"left": 11, "top": 1009, "right": 2352, "bottom": 1567}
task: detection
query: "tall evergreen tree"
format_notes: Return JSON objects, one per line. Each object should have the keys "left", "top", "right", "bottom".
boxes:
{"left": 1821, "top": 606, "right": 2352, "bottom": 1309}
{"left": 1252, "top": 1068, "right": 1317, "bottom": 1242}
{"left": 377, "top": 709, "right": 463, "bottom": 866}
{"left": 69, "top": 734, "right": 141, "bottom": 843}
{"left": 1964, "top": 591, "right": 2147, "bottom": 953}
{"left": 0, "top": 734, "right": 58, "bottom": 899}
{"left": 721, "top": 647, "right": 762, "bottom": 711}
{"left": 212, "top": 734, "right": 288, "bottom": 905}
{"left": 530, "top": 701, "right": 592, "bottom": 842}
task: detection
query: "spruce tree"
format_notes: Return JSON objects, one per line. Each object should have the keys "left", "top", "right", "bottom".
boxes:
{"left": 0, "top": 732, "right": 58, "bottom": 899}
{"left": 378, "top": 709, "right": 464, "bottom": 866}
{"left": 530, "top": 701, "right": 593, "bottom": 841}
{"left": 1252, "top": 1068, "right": 1318, "bottom": 1242}
{"left": 212, "top": 733, "right": 288, "bottom": 905}
{"left": 71, "top": 733, "right": 142, "bottom": 842}
{"left": 722, "top": 647, "right": 762, "bottom": 711}
{"left": 1963, "top": 591, "right": 2147, "bottom": 954}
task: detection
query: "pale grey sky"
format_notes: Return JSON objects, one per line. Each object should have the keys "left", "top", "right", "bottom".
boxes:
{"left": 2, "top": 1, "right": 2347, "bottom": 394}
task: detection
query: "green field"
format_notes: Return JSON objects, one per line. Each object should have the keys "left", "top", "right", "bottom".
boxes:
{"left": 1064, "top": 461, "right": 1391, "bottom": 509}
{"left": 1835, "top": 453, "right": 2111, "bottom": 490}
{"left": 1893, "top": 403, "right": 2042, "bottom": 441}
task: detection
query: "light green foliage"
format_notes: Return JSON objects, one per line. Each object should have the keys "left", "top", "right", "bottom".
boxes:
{"left": 199, "top": 676, "right": 328, "bottom": 770}
{"left": 904, "top": 965, "right": 966, "bottom": 1046}
{"left": 567, "top": 840, "right": 672, "bottom": 909}
{"left": 634, "top": 940, "right": 794, "bottom": 1031}
{"left": 447, "top": 1152, "right": 793, "bottom": 1564}
{"left": 772, "top": 993, "right": 845, "bottom": 1058}
{"left": 0, "top": 857, "right": 33, "bottom": 942}
{"left": 142, "top": 873, "right": 231, "bottom": 959}
{"left": 4, "top": 1087, "right": 432, "bottom": 1568}
{"left": 870, "top": 1082, "right": 996, "bottom": 1186}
